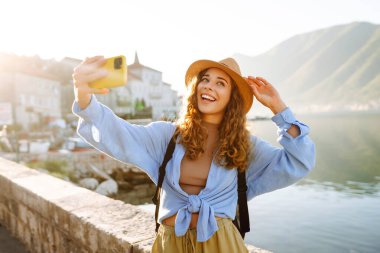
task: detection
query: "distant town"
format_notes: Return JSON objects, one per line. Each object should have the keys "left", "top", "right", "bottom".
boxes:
{"left": 0, "top": 52, "right": 180, "bottom": 157}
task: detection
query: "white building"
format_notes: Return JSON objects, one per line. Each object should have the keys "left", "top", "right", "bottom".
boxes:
{"left": 0, "top": 69, "right": 61, "bottom": 130}
{"left": 97, "top": 53, "right": 179, "bottom": 120}
{"left": 60, "top": 57, "right": 80, "bottom": 117}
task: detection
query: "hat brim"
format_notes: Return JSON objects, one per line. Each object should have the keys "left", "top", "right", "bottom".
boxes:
{"left": 185, "top": 59, "right": 253, "bottom": 114}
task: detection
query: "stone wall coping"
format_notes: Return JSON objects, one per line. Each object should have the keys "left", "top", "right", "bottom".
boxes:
{"left": 0, "top": 157, "right": 271, "bottom": 252}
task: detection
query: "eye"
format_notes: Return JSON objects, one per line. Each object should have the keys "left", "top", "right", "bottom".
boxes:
{"left": 201, "top": 77, "right": 209, "bottom": 83}
{"left": 217, "top": 81, "right": 226, "bottom": 87}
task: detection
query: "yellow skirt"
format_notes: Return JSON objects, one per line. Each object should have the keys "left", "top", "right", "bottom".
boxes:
{"left": 151, "top": 218, "right": 249, "bottom": 253}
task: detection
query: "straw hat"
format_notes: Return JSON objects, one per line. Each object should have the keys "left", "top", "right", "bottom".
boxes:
{"left": 185, "top": 58, "right": 253, "bottom": 114}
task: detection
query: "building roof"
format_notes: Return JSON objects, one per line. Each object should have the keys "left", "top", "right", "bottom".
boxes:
{"left": 0, "top": 53, "right": 61, "bottom": 81}
{"left": 128, "top": 52, "right": 162, "bottom": 73}
{"left": 61, "top": 57, "right": 82, "bottom": 65}
{"left": 127, "top": 72, "right": 141, "bottom": 80}
{"left": 18, "top": 68, "right": 60, "bottom": 82}
{"left": 0, "top": 65, "right": 60, "bottom": 82}
{"left": 134, "top": 52, "right": 140, "bottom": 64}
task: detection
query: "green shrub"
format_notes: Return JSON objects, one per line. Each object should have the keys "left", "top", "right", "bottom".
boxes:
{"left": 26, "top": 160, "right": 74, "bottom": 180}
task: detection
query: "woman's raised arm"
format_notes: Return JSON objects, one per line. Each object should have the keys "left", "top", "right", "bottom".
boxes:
{"left": 71, "top": 56, "right": 176, "bottom": 184}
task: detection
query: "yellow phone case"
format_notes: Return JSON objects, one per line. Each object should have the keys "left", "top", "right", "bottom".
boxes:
{"left": 89, "top": 55, "right": 127, "bottom": 89}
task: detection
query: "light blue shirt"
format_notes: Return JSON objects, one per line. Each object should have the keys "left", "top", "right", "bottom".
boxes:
{"left": 72, "top": 95, "right": 316, "bottom": 242}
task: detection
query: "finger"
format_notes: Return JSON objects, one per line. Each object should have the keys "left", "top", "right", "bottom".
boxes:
{"left": 253, "top": 77, "right": 267, "bottom": 86}
{"left": 81, "top": 57, "right": 107, "bottom": 75}
{"left": 244, "top": 77, "right": 253, "bottom": 85}
{"left": 90, "top": 56, "right": 107, "bottom": 68}
{"left": 247, "top": 76, "right": 264, "bottom": 87}
{"left": 85, "top": 69, "right": 108, "bottom": 83}
{"left": 256, "top": 77, "right": 271, "bottom": 86}
{"left": 247, "top": 80, "right": 259, "bottom": 89}
{"left": 73, "top": 68, "right": 108, "bottom": 85}
{"left": 245, "top": 76, "right": 257, "bottom": 84}
{"left": 249, "top": 83, "right": 259, "bottom": 97}
{"left": 89, "top": 87, "right": 110, "bottom": 94}
{"left": 84, "top": 55, "right": 105, "bottom": 64}
{"left": 75, "top": 63, "right": 102, "bottom": 76}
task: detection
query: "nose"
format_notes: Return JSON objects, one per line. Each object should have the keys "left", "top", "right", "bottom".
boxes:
{"left": 202, "top": 80, "right": 214, "bottom": 91}
{"left": 204, "top": 85, "right": 212, "bottom": 91}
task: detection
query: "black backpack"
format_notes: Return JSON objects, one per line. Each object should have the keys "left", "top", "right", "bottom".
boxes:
{"left": 152, "top": 136, "right": 250, "bottom": 238}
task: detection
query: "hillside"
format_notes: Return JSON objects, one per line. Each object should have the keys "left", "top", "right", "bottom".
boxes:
{"left": 234, "top": 22, "right": 380, "bottom": 116}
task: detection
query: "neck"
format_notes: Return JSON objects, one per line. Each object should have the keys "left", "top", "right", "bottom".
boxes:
{"left": 201, "top": 120, "right": 220, "bottom": 153}
{"left": 201, "top": 120, "right": 220, "bottom": 130}
{"left": 201, "top": 114, "right": 224, "bottom": 125}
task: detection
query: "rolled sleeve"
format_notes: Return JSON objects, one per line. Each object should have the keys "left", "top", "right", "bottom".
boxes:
{"left": 272, "top": 107, "right": 310, "bottom": 139}
{"left": 271, "top": 107, "right": 295, "bottom": 130}
{"left": 246, "top": 107, "right": 316, "bottom": 200}
{"left": 72, "top": 95, "right": 103, "bottom": 123}
{"left": 71, "top": 95, "right": 176, "bottom": 184}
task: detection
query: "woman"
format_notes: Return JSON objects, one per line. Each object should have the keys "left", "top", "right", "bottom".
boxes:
{"left": 72, "top": 56, "right": 315, "bottom": 252}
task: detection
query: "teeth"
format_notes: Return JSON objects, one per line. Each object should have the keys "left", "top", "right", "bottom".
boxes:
{"left": 201, "top": 94, "right": 216, "bottom": 101}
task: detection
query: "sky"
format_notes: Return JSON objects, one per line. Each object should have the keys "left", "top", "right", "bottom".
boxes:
{"left": 0, "top": 0, "right": 379, "bottom": 95}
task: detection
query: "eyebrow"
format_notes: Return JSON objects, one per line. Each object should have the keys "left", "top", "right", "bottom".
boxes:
{"left": 203, "top": 74, "right": 229, "bottom": 84}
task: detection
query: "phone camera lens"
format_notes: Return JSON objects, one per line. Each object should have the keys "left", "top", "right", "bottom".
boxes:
{"left": 114, "top": 57, "right": 122, "bottom": 69}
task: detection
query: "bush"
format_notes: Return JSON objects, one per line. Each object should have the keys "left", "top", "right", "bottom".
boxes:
{"left": 26, "top": 159, "right": 74, "bottom": 181}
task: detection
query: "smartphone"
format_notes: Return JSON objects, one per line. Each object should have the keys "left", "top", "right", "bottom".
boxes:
{"left": 89, "top": 55, "right": 127, "bottom": 89}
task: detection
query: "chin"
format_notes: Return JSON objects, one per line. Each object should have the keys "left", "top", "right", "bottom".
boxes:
{"left": 197, "top": 103, "right": 211, "bottom": 113}
{"left": 198, "top": 105, "right": 221, "bottom": 116}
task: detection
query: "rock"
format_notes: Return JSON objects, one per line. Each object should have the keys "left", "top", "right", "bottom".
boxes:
{"left": 88, "top": 163, "right": 112, "bottom": 180}
{"left": 134, "top": 184, "right": 151, "bottom": 191}
{"left": 127, "top": 173, "right": 152, "bottom": 184}
{"left": 79, "top": 178, "right": 99, "bottom": 190}
{"left": 75, "top": 163, "right": 89, "bottom": 177}
{"left": 117, "top": 181, "right": 133, "bottom": 191}
{"left": 95, "top": 179, "right": 118, "bottom": 196}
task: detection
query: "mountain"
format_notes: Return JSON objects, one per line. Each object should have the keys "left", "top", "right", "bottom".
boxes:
{"left": 234, "top": 22, "right": 380, "bottom": 116}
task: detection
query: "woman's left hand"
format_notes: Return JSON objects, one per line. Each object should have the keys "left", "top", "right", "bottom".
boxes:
{"left": 245, "top": 76, "right": 287, "bottom": 114}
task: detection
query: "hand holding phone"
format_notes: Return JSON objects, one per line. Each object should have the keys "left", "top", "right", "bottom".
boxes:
{"left": 89, "top": 55, "right": 127, "bottom": 89}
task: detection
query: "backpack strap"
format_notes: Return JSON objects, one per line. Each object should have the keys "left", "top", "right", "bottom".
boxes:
{"left": 233, "top": 170, "right": 250, "bottom": 239}
{"left": 152, "top": 136, "right": 176, "bottom": 233}
{"left": 238, "top": 170, "right": 250, "bottom": 238}
{"left": 152, "top": 136, "right": 250, "bottom": 238}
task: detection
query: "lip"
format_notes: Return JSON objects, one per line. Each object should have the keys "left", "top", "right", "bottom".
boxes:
{"left": 200, "top": 93, "right": 217, "bottom": 102}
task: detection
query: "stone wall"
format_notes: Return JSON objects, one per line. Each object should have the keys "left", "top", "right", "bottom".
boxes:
{"left": 3, "top": 150, "right": 157, "bottom": 204}
{"left": 0, "top": 157, "right": 270, "bottom": 253}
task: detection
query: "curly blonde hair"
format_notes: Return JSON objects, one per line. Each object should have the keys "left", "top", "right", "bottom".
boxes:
{"left": 174, "top": 69, "right": 252, "bottom": 172}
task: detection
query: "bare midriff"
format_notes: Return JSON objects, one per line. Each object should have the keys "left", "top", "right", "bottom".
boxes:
{"left": 162, "top": 121, "right": 221, "bottom": 229}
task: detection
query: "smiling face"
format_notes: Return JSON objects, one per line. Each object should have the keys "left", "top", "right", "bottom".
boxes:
{"left": 197, "top": 68, "right": 233, "bottom": 124}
